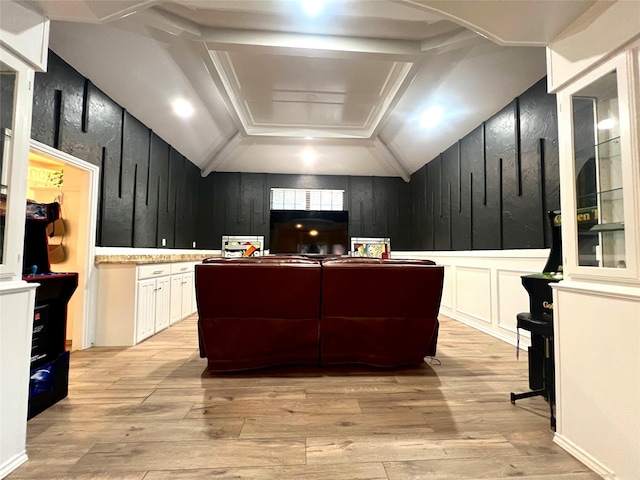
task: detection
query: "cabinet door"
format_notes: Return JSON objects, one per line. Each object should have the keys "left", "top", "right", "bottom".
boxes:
{"left": 136, "top": 278, "right": 156, "bottom": 343}
{"left": 559, "top": 49, "right": 640, "bottom": 283}
{"left": 155, "top": 277, "right": 171, "bottom": 332}
{"left": 181, "top": 273, "right": 194, "bottom": 318}
{"left": 170, "top": 274, "right": 183, "bottom": 325}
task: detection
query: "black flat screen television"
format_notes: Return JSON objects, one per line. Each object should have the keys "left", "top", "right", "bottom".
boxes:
{"left": 270, "top": 210, "right": 348, "bottom": 255}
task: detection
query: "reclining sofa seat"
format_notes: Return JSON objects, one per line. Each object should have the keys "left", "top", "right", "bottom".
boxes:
{"left": 195, "top": 256, "right": 445, "bottom": 372}
{"left": 320, "top": 257, "right": 444, "bottom": 367}
{"left": 196, "top": 256, "right": 322, "bottom": 372}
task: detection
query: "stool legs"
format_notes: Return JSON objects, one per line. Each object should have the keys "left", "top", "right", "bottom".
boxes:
{"left": 511, "top": 330, "right": 556, "bottom": 431}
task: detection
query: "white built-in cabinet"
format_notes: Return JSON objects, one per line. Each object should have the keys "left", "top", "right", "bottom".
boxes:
{"left": 95, "top": 261, "right": 198, "bottom": 346}
{"left": 136, "top": 264, "right": 172, "bottom": 342}
{"left": 170, "top": 263, "right": 194, "bottom": 325}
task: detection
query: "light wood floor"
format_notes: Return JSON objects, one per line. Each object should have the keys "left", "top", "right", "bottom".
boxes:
{"left": 8, "top": 315, "right": 601, "bottom": 480}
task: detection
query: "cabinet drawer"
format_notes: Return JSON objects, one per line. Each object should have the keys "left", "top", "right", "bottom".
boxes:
{"left": 138, "top": 264, "right": 171, "bottom": 280}
{"left": 170, "top": 262, "right": 193, "bottom": 275}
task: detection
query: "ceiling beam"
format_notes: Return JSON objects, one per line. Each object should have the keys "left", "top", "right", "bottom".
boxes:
{"left": 199, "top": 28, "right": 424, "bottom": 62}
{"left": 201, "top": 132, "right": 246, "bottom": 176}
{"left": 369, "top": 137, "right": 411, "bottom": 182}
{"left": 420, "top": 28, "right": 486, "bottom": 54}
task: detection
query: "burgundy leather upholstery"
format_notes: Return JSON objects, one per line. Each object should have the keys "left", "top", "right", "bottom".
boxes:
{"left": 320, "top": 258, "right": 444, "bottom": 367}
{"left": 195, "top": 256, "right": 444, "bottom": 372}
{"left": 195, "top": 256, "right": 321, "bottom": 372}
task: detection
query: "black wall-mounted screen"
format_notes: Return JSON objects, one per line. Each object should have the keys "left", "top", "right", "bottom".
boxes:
{"left": 270, "top": 210, "right": 348, "bottom": 255}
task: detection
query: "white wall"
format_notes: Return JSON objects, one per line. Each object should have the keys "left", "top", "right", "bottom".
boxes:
{"left": 0, "top": 2, "right": 48, "bottom": 477}
{"left": 546, "top": 3, "right": 640, "bottom": 479}
{"left": 553, "top": 282, "right": 640, "bottom": 480}
{"left": 395, "top": 249, "right": 548, "bottom": 348}
{"left": 0, "top": 283, "right": 36, "bottom": 478}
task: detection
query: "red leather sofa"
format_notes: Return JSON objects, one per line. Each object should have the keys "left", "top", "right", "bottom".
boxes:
{"left": 320, "top": 257, "right": 443, "bottom": 367}
{"left": 195, "top": 256, "right": 444, "bottom": 372}
{"left": 195, "top": 256, "right": 322, "bottom": 372}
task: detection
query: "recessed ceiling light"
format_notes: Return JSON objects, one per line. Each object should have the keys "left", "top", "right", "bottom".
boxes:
{"left": 305, "top": 136, "right": 313, "bottom": 140}
{"left": 597, "top": 118, "right": 615, "bottom": 130}
{"left": 302, "top": 148, "right": 316, "bottom": 165}
{"left": 172, "top": 99, "right": 194, "bottom": 118}
{"left": 420, "top": 106, "right": 443, "bottom": 129}
{"left": 300, "top": 0, "right": 324, "bottom": 17}
{"left": 309, "top": 230, "right": 319, "bottom": 237}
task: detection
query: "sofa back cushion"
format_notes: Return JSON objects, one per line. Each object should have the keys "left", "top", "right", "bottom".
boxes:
{"left": 196, "top": 257, "right": 321, "bottom": 319}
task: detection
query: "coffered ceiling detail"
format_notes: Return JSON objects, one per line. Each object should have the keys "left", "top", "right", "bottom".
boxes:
{"left": 29, "top": 0, "right": 596, "bottom": 179}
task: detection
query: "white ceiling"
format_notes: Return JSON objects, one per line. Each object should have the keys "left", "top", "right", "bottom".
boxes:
{"left": 28, "top": 0, "right": 596, "bottom": 180}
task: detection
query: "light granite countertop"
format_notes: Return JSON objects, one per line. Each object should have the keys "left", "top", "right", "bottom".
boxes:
{"left": 95, "top": 253, "right": 220, "bottom": 265}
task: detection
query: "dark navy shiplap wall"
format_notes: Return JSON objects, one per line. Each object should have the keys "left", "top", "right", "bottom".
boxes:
{"left": 26, "top": 52, "right": 558, "bottom": 252}
{"left": 408, "top": 77, "right": 560, "bottom": 250}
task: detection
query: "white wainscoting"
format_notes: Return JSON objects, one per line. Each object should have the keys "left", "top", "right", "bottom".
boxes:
{"left": 395, "top": 249, "right": 549, "bottom": 348}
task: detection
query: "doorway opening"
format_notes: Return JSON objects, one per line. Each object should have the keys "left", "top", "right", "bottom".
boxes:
{"left": 28, "top": 140, "right": 99, "bottom": 350}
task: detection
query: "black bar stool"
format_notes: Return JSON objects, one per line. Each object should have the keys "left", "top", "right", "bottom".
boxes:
{"left": 510, "top": 312, "right": 556, "bottom": 430}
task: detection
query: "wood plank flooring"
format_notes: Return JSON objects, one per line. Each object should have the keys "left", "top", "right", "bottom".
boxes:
{"left": 7, "top": 315, "right": 601, "bottom": 480}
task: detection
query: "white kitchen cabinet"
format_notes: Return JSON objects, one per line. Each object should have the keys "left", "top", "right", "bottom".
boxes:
{"left": 135, "top": 278, "right": 156, "bottom": 343}
{"left": 169, "top": 262, "right": 196, "bottom": 325}
{"left": 154, "top": 276, "right": 171, "bottom": 333}
{"left": 96, "top": 262, "right": 173, "bottom": 346}
{"left": 180, "top": 272, "right": 194, "bottom": 318}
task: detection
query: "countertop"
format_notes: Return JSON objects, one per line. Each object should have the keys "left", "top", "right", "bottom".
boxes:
{"left": 95, "top": 253, "right": 220, "bottom": 265}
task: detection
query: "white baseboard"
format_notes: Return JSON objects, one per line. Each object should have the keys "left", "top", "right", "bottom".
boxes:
{"left": 0, "top": 451, "right": 28, "bottom": 479}
{"left": 554, "top": 433, "right": 617, "bottom": 479}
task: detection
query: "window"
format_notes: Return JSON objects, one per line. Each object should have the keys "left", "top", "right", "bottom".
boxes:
{"left": 270, "top": 188, "right": 344, "bottom": 211}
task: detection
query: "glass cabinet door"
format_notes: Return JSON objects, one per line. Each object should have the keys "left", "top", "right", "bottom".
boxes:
{"left": 0, "top": 47, "right": 34, "bottom": 282}
{"left": 572, "top": 69, "right": 625, "bottom": 268}
{"left": 559, "top": 48, "right": 640, "bottom": 284}
{"left": 0, "top": 62, "right": 17, "bottom": 268}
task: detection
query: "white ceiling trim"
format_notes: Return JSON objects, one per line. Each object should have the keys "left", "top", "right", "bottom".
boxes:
{"left": 201, "top": 132, "right": 245, "bottom": 176}
{"left": 369, "top": 138, "right": 411, "bottom": 182}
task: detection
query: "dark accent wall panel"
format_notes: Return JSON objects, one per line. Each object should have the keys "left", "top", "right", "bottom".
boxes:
{"left": 409, "top": 165, "right": 427, "bottom": 250}
{"left": 149, "top": 133, "right": 169, "bottom": 248}
{"left": 409, "top": 76, "right": 559, "bottom": 251}
{"left": 175, "top": 157, "right": 200, "bottom": 248}
{"left": 440, "top": 143, "right": 460, "bottom": 251}
{"left": 196, "top": 173, "right": 216, "bottom": 249}
{"left": 124, "top": 113, "right": 150, "bottom": 248}
{"left": 520, "top": 78, "right": 560, "bottom": 247}
{"left": 240, "top": 173, "right": 268, "bottom": 236}
{"left": 348, "top": 176, "right": 373, "bottom": 238}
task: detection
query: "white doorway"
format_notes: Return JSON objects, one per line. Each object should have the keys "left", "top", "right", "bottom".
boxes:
{"left": 28, "top": 140, "right": 99, "bottom": 350}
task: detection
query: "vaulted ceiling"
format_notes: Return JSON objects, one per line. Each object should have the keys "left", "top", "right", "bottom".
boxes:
{"left": 27, "top": 0, "right": 595, "bottom": 180}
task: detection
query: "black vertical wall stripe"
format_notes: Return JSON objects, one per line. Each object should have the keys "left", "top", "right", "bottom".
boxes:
{"left": 499, "top": 157, "right": 504, "bottom": 249}
{"left": 53, "top": 89, "right": 62, "bottom": 149}
{"left": 166, "top": 144, "right": 171, "bottom": 212}
{"left": 539, "top": 137, "right": 547, "bottom": 246}
{"left": 81, "top": 79, "right": 89, "bottom": 133}
{"left": 448, "top": 183, "right": 452, "bottom": 250}
{"left": 132, "top": 164, "right": 138, "bottom": 243}
{"left": 119, "top": 110, "right": 126, "bottom": 198}
{"left": 146, "top": 131, "right": 152, "bottom": 206}
{"left": 515, "top": 98, "right": 522, "bottom": 196}
{"left": 469, "top": 172, "right": 474, "bottom": 248}
{"left": 439, "top": 153, "right": 443, "bottom": 218}
{"left": 482, "top": 122, "right": 487, "bottom": 206}
{"left": 457, "top": 141, "right": 462, "bottom": 213}
{"left": 155, "top": 176, "right": 161, "bottom": 246}
{"left": 98, "top": 146, "right": 107, "bottom": 246}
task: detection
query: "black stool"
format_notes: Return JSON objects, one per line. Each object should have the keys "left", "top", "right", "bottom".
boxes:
{"left": 510, "top": 312, "right": 556, "bottom": 430}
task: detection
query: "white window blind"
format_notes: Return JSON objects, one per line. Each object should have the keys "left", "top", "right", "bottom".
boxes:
{"left": 270, "top": 188, "right": 344, "bottom": 211}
